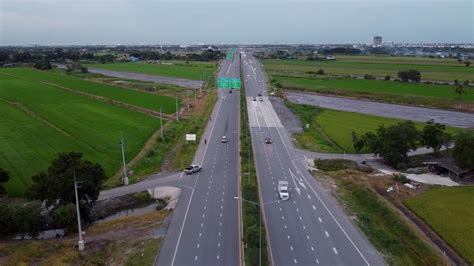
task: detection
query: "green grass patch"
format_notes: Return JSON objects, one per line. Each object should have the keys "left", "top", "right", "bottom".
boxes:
{"left": 335, "top": 179, "right": 443, "bottom": 265}
{"left": 87, "top": 61, "right": 216, "bottom": 81}
{"left": 286, "top": 102, "right": 463, "bottom": 153}
{"left": 273, "top": 76, "right": 474, "bottom": 102}
{"left": 1, "top": 68, "right": 178, "bottom": 114}
{"left": 264, "top": 58, "right": 474, "bottom": 81}
{"left": 0, "top": 72, "right": 159, "bottom": 196}
{"left": 404, "top": 186, "right": 474, "bottom": 264}
{"left": 128, "top": 74, "right": 218, "bottom": 183}
{"left": 125, "top": 238, "right": 162, "bottom": 266}
{"left": 314, "top": 159, "right": 359, "bottom": 171}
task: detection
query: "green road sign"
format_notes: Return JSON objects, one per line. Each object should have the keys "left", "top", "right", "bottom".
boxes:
{"left": 218, "top": 77, "right": 241, "bottom": 89}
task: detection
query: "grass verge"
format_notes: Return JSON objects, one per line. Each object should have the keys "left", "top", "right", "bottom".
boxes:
{"left": 0, "top": 210, "right": 168, "bottom": 265}
{"left": 111, "top": 72, "right": 217, "bottom": 185}
{"left": 404, "top": 186, "right": 474, "bottom": 264}
{"left": 313, "top": 162, "right": 444, "bottom": 265}
{"left": 285, "top": 101, "right": 463, "bottom": 153}
{"left": 240, "top": 68, "right": 269, "bottom": 266}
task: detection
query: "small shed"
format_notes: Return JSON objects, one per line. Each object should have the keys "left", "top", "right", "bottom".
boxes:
{"left": 425, "top": 157, "right": 470, "bottom": 181}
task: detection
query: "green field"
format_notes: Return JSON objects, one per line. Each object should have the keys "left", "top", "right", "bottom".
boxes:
{"left": 287, "top": 102, "right": 463, "bottom": 153}
{"left": 87, "top": 61, "right": 216, "bottom": 80}
{"left": 0, "top": 68, "right": 178, "bottom": 114}
{"left": 405, "top": 186, "right": 474, "bottom": 264}
{"left": 264, "top": 57, "right": 474, "bottom": 81}
{"left": 275, "top": 76, "right": 474, "bottom": 102}
{"left": 0, "top": 72, "right": 160, "bottom": 196}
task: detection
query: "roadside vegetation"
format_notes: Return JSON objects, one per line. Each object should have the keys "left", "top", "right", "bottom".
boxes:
{"left": 0, "top": 210, "right": 168, "bottom": 265}
{"left": 87, "top": 61, "right": 216, "bottom": 81}
{"left": 404, "top": 186, "right": 474, "bottom": 264}
{"left": 285, "top": 101, "right": 463, "bottom": 155}
{"left": 263, "top": 57, "right": 474, "bottom": 81}
{"left": 312, "top": 160, "right": 445, "bottom": 265}
{"left": 240, "top": 68, "right": 269, "bottom": 266}
{"left": 118, "top": 73, "right": 218, "bottom": 185}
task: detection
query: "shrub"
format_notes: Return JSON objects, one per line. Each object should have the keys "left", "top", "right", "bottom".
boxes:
{"left": 393, "top": 173, "right": 409, "bottom": 183}
{"left": 52, "top": 203, "right": 77, "bottom": 234}
{"left": 384, "top": 75, "right": 391, "bottom": 81}
{"left": 314, "top": 159, "right": 358, "bottom": 171}
{"left": 364, "top": 74, "right": 376, "bottom": 80}
{"left": 316, "top": 69, "right": 325, "bottom": 75}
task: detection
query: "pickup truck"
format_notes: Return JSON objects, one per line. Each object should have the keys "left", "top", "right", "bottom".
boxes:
{"left": 278, "top": 181, "right": 289, "bottom": 200}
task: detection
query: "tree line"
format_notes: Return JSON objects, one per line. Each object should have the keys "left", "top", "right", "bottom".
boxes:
{"left": 0, "top": 152, "right": 106, "bottom": 238}
{"left": 352, "top": 120, "right": 474, "bottom": 170}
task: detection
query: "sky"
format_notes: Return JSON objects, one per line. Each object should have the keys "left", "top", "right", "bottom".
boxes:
{"left": 1, "top": 0, "right": 473, "bottom": 45}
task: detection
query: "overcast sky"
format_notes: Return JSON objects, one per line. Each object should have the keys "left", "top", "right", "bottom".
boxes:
{"left": 1, "top": 0, "right": 473, "bottom": 45}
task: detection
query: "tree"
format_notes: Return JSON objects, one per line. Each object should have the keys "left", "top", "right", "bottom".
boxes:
{"left": 28, "top": 152, "right": 106, "bottom": 219}
{"left": 363, "top": 121, "right": 420, "bottom": 168}
{"left": 14, "top": 202, "right": 44, "bottom": 239}
{"left": 398, "top": 69, "right": 421, "bottom": 82}
{"left": 316, "top": 69, "right": 325, "bottom": 75}
{"left": 455, "top": 85, "right": 466, "bottom": 97}
{"left": 463, "top": 80, "right": 470, "bottom": 87}
{"left": 422, "top": 119, "right": 450, "bottom": 156}
{"left": 0, "top": 168, "right": 9, "bottom": 195}
{"left": 33, "top": 60, "right": 52, "bottom": 70}
{"left": 364, "top": 74, "right": 376, "bottom": 80}
{"left": 452, "top": 132, "right": 474, "bottom": 170}
{"left": 52, "top": 203, "right": 78, "bottom": 233}
{"left": 466, "top": 61, "right": 471, "bottom": 67}
{"left": 351, "top": 131, "right": 365, "bottom": 153}
{"left": 384, "top": 75, "right": 391, "bottom": 81}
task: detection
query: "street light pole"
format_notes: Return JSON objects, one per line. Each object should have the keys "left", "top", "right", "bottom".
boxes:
{"left": 175, "top": 96, "right": 179, "bottom": 122}
{"left": 120, "top": 131, "right": 128, "bottom": 185}
{"left": 160, "top": 108, "right": 163, "bottom": 139}
{"left": 74, "top": 169, "right": 84, "bottom": 251}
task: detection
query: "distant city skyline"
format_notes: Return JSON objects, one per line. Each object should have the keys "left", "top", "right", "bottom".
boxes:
{"left": 1, "top": 0, "right": 473, "bottom": 45}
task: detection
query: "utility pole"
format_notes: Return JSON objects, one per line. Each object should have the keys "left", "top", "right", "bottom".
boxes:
{"left": 175, "top": 96, "right": 179, "bottom": 122}
{"left": 186, "top": 87, "right": 189, "bottom": 109}
{"left": 120, "top": 131, "right": 128, "bottom": 185}
{"left": 160, "top": 108, "right": 163, "bottom": 139}
{"left": 74, "top": 169, "right": 84, "bottom": 251}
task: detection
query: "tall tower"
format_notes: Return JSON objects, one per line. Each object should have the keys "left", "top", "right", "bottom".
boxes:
{"left": 373, "top": 36, "right": 383, "bottom": 47}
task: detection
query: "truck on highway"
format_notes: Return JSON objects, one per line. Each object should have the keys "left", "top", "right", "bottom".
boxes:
{"left": 278, "top": 181, "right": 289, "bottom": 200}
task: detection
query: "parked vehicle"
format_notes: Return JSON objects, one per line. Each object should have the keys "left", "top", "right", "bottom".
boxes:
{"left": 184, "top": 164, "right": 202, "bottom": 174}
{"left": 278, "top": 181, "right": 289, "bottom": 200}
{"left": 252, "top": 96, "right": 257, "bottom": 101}
{"left": 264, "top": 138, "right": 272, "bottom": 144}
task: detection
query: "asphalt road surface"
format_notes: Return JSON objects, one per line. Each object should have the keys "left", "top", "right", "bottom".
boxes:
{"left": 156, "top": 56, "right": 241, "bottom": 266}
{"left": 241, "top": 51, "right": 385, "bottom": 265}
{"left": 287, "top": 92, "right": 474, "bottom": 129}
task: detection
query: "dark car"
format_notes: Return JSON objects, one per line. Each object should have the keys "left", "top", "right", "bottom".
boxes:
{"left": 184, "top": 164, "right": 202, "bottom": 174}
{"left": 229, "top": 89, "right": 233, "bottom": 93}
{"left": 264, "top": 138, "right": 272, "bottom": 144}
{"left": 258, "top": 93, "right": 262, "bottom": 97}
{"left": 252, "top": 96, "right": 257, "bottom": 101}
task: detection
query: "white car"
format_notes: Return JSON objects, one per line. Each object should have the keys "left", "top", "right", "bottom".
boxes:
{"left": 259, "top": 97, "right": 263, "bottom": 102}
{"left": 221, "top": 136, "right": 228, "bottom": 143}
{"left": 278, "top": 181, "right": 289, "bottom": 200}
{"left": 184, "top": 164, "right": 201, "bottom": 175}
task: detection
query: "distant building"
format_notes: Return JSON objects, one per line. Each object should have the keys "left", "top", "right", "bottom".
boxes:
{"left": 325, "top": 54, "right": 336, "bottom": 60}
{"left": 373, "top": 36, "right": 383, "bottom": 47}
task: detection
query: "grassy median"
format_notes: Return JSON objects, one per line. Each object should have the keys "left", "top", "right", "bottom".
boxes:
{"left": 240, "top": 65, "right": 269, "bottom": 266}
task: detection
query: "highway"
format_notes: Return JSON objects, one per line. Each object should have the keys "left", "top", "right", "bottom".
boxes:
{"left": 241, "top": 51, "right": 386, "bottom": 265}
{"left": 156, "top": 55, "right": 241, "bottom": 266}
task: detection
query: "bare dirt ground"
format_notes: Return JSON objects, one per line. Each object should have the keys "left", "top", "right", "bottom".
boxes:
{"left": 0, "top": 210, "right": 170, "bottom": 265}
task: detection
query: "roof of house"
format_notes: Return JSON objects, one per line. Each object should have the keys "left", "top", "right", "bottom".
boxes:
{"left": 428, "top": 157, "right": 469, "bottom": 175}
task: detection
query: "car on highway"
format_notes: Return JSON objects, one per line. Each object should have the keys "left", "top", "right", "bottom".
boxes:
{"left": 259, "top": 97, "right": 263, "bottom": 102}
{"left": 258, "top": 93, "right": 262, "bottom": 97}
{"left": 229, "top": 89, "right": 233, "bottom": 93}
{"left": 264, "top": 138, "right": 272, "bottom": 144}
{"left": 184, "top": 164, "right": 201, "bottom": 174}
{"left": 278, "top": 181, "right": 289, "bottom": 200}
{"left": 252, "top": 96, "right": 257, "bottom": 101}
{"left": 221, "top": 136, "right": 228, "bottom": 143}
